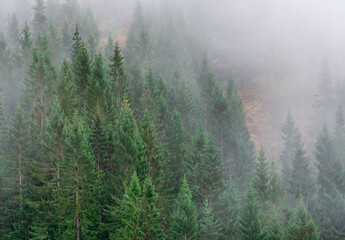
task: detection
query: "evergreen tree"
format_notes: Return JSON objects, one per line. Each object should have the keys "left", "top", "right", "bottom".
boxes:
{"left": 227, "top": 82, "right": 255, "bottom": 192}
{"left": 289, "top": 149, "right": 314, "bottom": 206}
{"left": 19, "top": 22, "right": 33, "bottom": 64}
{"left": 56, "top": 59, "right": 77, "bottom": 117}
{"left": 191, "top": 124, "right": 223, "bottom": 206}
{"left": 312, "top": 59, "right": 334, "bottom": 135}
{"left": 61, "top": 19, "right": 72, "bottom": 58}
{"left": 140, "top": 109, "right": 164, "bottom": 187}
{"left": 215, "top": 182, "right": 239, "bottom": 240}
{"left": 55, "top": 114, "right": 98, "bottom": 240}
{"left": 280, "top": 112, "right": 302, "bottom": 192}
{"left": 236, "top": 186, "right": 265, "bottom": 240}
{"left": 316, "top": 191, "right": 345, "bottom": 240}
{"left": 2, "top": 106, "right": 30, "bottom": 239}
{"left": 285, "top": 201, "right": 320, "bottom": 240}
{"left": 113, "top": 171, "right": 144, "bottom": 240}
{"left": 23, "top": 37, "right": 57, "bottom": 133}
{"left": 266, "top": 210, "right": 284, "bottom": 240}
{"left": 253, "top": 148, "right": 270, "bottom": 206}
{"left": 105, "top": 34, "right": 114, "bottom": 61}
{"left": 334, "top": 105, "right": 345, "bottom": 167}
{"left": 268, "top": 162, "right": 283, "bottom": 207}
{"left": 141, "top": 177, "right": 165, "bottom": 240}
{"left": 315, "top": 125, "right": 344, "bottom": 194}
{"left": 164, "top": 110, "right": 190, "bottom": 195}
{"left": 115, "top": 100, "right": 148, "bottom": 182}
{"left": 198, "top": 198, "right": 222, "bottom": 240}
{"left": 86, "top": 53, "right": 110, "bottom": 117}
{"left": 71, "top": 27, "right": 91, "bottom": 108}
{"left": 7, "top": 13, "right": 20, "bottom": 53}
{"left": 109, "top": 41, "right": 127, "bottom": 107}
{"left": 32, "top": 0, "right": 47, "bottom": 36}
{"left": 170, "top": 176, "right": 198, "bottom": 240}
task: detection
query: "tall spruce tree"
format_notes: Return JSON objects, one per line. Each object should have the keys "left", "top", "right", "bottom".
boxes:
{"left": 19, "top": 22, "right": 33, "bottom": 64}
{"left": 315, "top": 125, "right": 344, "bottom": 195}
{"left": 289, "top": 149, "right": 314, "bottom": 206}
{"left": 191, "top": 124, "right": 223, "bottom": 206}
{"left": 253, "top": 148, "right": 270, "bottom": 206}
{"left": 280, "top": 112, "right": 302, "bottom": 192}
{"left": 71, "top": 27, "right": 91, "bottom": 108}
{"left": 227, "top": 81, "right": 255, "bottom": 192}
{"left": 109, "top": 41, "right": 127, "bottom": 107}
{"left": 334, "top": 106, "right": 345, "bottom": 168}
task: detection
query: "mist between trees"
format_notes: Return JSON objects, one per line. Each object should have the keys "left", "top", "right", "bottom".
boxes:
{"left": 0, "top": 0, "right": 344, "bottom": 239}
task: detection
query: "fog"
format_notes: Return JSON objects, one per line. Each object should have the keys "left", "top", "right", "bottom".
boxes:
{"left": 1, "top": 0, "right": 345, "bottom": 156}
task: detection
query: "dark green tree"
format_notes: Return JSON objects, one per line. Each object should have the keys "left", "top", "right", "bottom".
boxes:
{"left": 236, "top": 186, "right": 265, "bottom": 240}
{"left": 334, "top": 106, "right": 345, "bottom": 168}
{"left": 109, "top": 41, "right": 127, "bottom": 107}
{"left": 141, "top": 177, "right": 165, "bottom": 240}
{"left": 140, "top": 109, "right": 164, "bottom": 187}
{"left": 170, "top": 176, "right": 198, "bottom": 240}
{"left": 113, "top": 171, "right": 144, "bottom": 240}
{"left": 71, "top": 27, "right": 91, "bottom": 108}
{"left": 191, "top": 124, "right": 223, "bottom": 206}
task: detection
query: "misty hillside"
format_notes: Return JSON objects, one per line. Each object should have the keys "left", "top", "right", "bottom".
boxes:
{"left": 0, "top": 0, "right": 345, "bottom": 239}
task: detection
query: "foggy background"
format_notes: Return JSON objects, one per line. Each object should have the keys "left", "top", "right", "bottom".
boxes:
{"left": 1, "top": 0, "right": 345, "bottom": 159}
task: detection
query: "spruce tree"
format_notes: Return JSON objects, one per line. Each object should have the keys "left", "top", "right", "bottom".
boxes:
{"left": 170, "top": 176, "right": 198, "bottom": 240}
{"left": 141, "top": 177, "right": 165, "bottom": 240}
{"left": 236, "top": 186, "right": 265, "bottom": 240}
{"left": 285, "top": 201, "right": 320, "bottom": 240}
{"left": 86, "top": 53, "right": 111, "bottom": 117}
{"left": 289, "top": 149, "right": 314, "bottom": 206}
{"left": 56, "top": 114, "right": 98, "bottom": 240}
{"left": 56, "top": 59, "right": 77, "bottom": 118}
{"left": 19, "top": 22, "right": 33, "bottom": 64}
{"left": 312, "top": 59, "right": 334, "bottom": 135}
{"left": 113, "top": 171, "right": 144, "bottom": 240}
{"left": 280, "top": 112, "right": 302, "bottom": 192}
{"left": 71, "top": 27, "right": 91, "bottom": 108}
{"left": 198, "top": 199, "right": 222, "bottom": 240}
{"left": 191, "top": 124, "right": 223, "bottom": 206}
{"left": 315, "top": 125, "right": 344, "bottom": 194}
{"left": 253, "top": 148, "right": 270, "bottom": 206}
{"left": 334, "top": 105, "right": 345, "bottom": 168}
{"left": 227, "top": 82, "right": 255, "bottom": 192}
{"left": 23, "top": 36, "right": 57, "bottom": 133}
{"left": 109, "top": 41, "right": 127, "bottom": 107}
{"left": 164, "top": 110, "right": 190, "bottom": 195}
{"left": 140, "top": 109, "right": 164, "bottom": 187}
{"left": 266, "top": 210, "right": 284, "bottom": 240}
{"left": 215, "top": 182, "right": 239, "bottom": 240}
{"left": 32, "top": 0, "right": 47, "bottom": 36}
{"left": 115, "top": 100, "right": 148, "bottom": 182}
{"left": 316, "top": 191, "right": 345, "bottom": 240}
{"left": 7, "top": 13, "right": 20, "bottom": 53}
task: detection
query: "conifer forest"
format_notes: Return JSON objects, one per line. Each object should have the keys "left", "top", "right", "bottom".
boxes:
{"left": 2, "top": 0, "right": 345, "bottom": 239}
